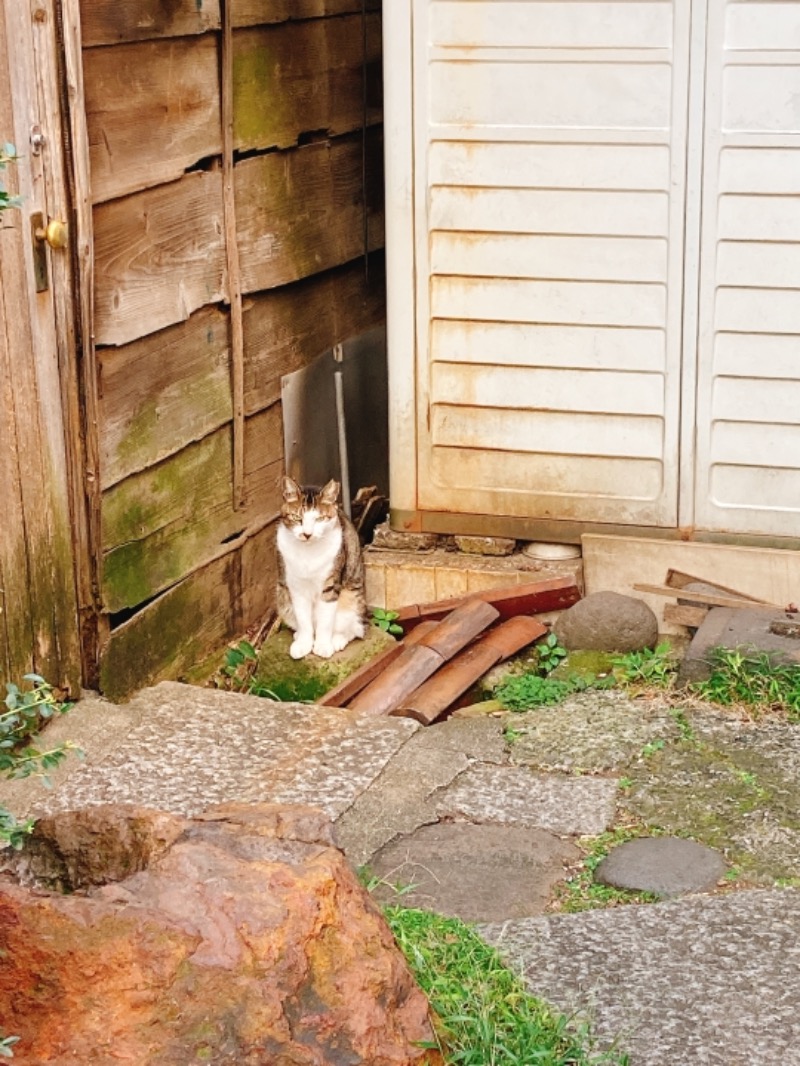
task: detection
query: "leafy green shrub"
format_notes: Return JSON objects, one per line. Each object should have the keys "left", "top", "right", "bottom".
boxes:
{"left": 494, "top": 671, "right": 614, "bottom": 711}
{"left": 692, "top": 647, "right": 800, "bottom": 720}
{"left": 0, "top": 674, "right": 78, "bottom": 849}
{"left": 386, "top": 906, "right": 628, "bottom": 1065}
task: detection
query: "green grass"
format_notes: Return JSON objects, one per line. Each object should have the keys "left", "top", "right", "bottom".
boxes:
{"left": 386, "top": 906, "right": 628, "bottom": 1065}
{"left": 692, "top": 647, "right": 800, "bottom": 721}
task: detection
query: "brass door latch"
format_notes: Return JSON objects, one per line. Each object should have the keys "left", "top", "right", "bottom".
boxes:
{"left": 31, "top": 211, "right": 68, "bottom": 292}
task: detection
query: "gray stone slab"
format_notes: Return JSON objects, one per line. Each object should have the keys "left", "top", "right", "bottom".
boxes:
{"left": 479, "top": 889, "right": 800, "bottom": 1066}
{"left": 679, "top": 606, "right": 800, "bottom": 685}
{"left": 436, "top": 764, "right": 618, "bottom": 836}
{"left": 508, "top": 691, "right": 678, "bottom": 773}
{"left": 595, "top": 836, "right": 727, "bottom": 897}
{"left": 9, "top": 682, "right": 417, "bottom": 820}
{"left": 370, "top": 821, "right": 579, "bottom": 922}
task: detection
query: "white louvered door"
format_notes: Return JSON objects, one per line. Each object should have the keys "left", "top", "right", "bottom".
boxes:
{"left": 395, "top": 0, "right": 800, "bottom": 538}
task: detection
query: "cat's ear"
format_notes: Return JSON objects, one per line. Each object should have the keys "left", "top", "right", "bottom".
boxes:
{"left": 320, "top": 479, "right": 340, "bottom": 505}
{"left": 282, "top": 476, "right": 302, "bottom": 502}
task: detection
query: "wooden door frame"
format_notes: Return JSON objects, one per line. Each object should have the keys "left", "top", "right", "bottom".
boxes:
{"left": 0, "top": 0, "right": 102, "bottom": 689}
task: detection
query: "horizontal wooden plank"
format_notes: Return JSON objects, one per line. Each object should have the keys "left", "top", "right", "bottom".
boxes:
{"left": 396, "top": 578, "right": 581, "bottom": 630}
{"left": 99, "top": 519, "right": 278, "bottom": 701}
{"left": 233, "top": 16, "right": 381, "bottom": 153}
{"left": 80, "top": 0, "right": 221, "bottom": 47}
{"left": 235, "top": 130, "right": 384, "bottom": 294}
{"left": 81, "top": 0, "right": 379, "bottom": 46}
{"left": 101, "top": 406, "right": 282, "bottom": 612}
{"left": 243, "top": 254, "right": 385, "bottom": 414}
{"left": 93, "top": 169, "right": 227, "bottom": 346}
{"left": 233, "top": 0, "right": 380, "bottom": 29}
{"left": 99, "top": 306, "right": 232, "bottom": 488}
{"left": 85, "top": 36, "right": 221, "bottom": 203}
{"left": 633, "top": 584, "right": 780, "bottom": 611}
{"left": 94, "top": 134, "right": 384, "bottom": 346}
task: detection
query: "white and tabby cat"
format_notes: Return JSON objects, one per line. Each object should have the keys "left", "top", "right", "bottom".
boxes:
{"left": 276, "top": 477, "right": 367, "bottom": 660}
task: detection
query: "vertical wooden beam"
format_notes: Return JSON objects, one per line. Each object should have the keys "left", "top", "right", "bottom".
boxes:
{"left": 55, "top": 0, "right": 106, "bottom": 684}
{"left": 220, "top": 0, "right": 245, "bottom": 509}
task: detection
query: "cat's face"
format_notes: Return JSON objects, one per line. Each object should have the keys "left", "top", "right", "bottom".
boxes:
{"left": 280, "top": 477, "right": 340, "bottom": 542}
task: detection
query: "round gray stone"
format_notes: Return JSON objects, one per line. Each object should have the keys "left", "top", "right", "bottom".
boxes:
{"left": 554, "top": 591, "right": 658, "bottom": 653}
{"left": 594, "top": 836, "right": 727, "bottom": 897}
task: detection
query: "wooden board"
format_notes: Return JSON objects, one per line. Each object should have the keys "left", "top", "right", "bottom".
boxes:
{"left": 233, "top": 16, "right": 381, "bottom": 153}
{"left": 84, "top": 36, "right": 221, "bottom": 203}
{"left": 634, "top": 583, "right": 780, "bottom": 612}
{"left": 243, "top": 254, "right": 385, "bottom": 414}
{"left": 101, "top": 406, "right": 282, "bottom": 612}
{"left": 80, "top": 0, "right": 380, "bottom": 46}
{"left": 93, "top": 133, "right": 383, "bottom": 346}
{"left": 99, "top": 305, "right": 232, "bottom": 488}
{"left": 93, "top": 169, "right": 227, "bottom": 346}
{"left": 396, "top": 577, "right": 582, "bottom": 631}
{"left": 235, "top": 130, "right": 384, "bottom": 294}
{"left": 99, "top": 519, "right": 278, "bottom": 700}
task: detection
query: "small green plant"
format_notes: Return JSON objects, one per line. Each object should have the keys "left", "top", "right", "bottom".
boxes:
{"left": 692, "top": 647, "right": 800, "bottom": 720}
{"left": 612, "top": 642, "right": 678, "bottom": 689}
{"left": 386, "top": 906, "right": 629, "bottom": 1064}
{"left": 495, "top": 670, "right": 614, "bottom": 711}
{"left": 215, "top": 638, "right": 258, "bottom": 692}
{"left": 0, "top": 143, "right": 21, "bottom": 215}
{"left": 536, "top": 631, "right": 568, "bottom": 674}
{"left": 370, "top": 607, "right": 403, "bottom": 636}
{"left": 0, "top": 675, "right": 80, "bottom": 849}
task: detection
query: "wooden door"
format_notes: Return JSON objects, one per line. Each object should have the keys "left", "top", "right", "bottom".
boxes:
{"left": 0, "top": 0, "right": 84, "bottom": 692}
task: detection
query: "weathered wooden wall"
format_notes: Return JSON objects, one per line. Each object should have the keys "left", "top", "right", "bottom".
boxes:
{"left": 78, "top": 0, "right": 385, "bottom": 698}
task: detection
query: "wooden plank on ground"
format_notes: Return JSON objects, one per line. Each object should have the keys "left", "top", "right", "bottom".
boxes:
{"left": 233, "top": 16, "right": 381, "bottom": 153}
{"left": 101, "top": 406, "right": 282, "bottom": 612}
{"left": 99, "top": 306, "right": 232, "bottom": 488}
{"left": 396, "top": 577, "right": 582, "bottom": 632}
{"left": 634, "top": 583, "right": 780, "bottom": 612}
{"left": 319, "top": 621, "right": 438, "bottom": 707}
{"left": 93, "top": 169, "right": 227, "bottom": 346}
{"left": 84, "top": 36, "right": 221, "bottom": 203}
{"left": 665, "top": 569, "right": 768, "bottom": 603}
{"left": 349, "top": 600, "right": 500, "bottom": 716}
{"left": 243, "top": 255, "right": 385, "bottom": 414}
{"left": 235, "top": 130, "right": 384, "bottom": 294}
{"left": 80, "top": 0, "right": 380, "bottom": 45}
{"left": 394, "top": 616, "right": 548, "bottom": 726}
{"left": 99, "top": 519, "right": 278, "bottom": 701}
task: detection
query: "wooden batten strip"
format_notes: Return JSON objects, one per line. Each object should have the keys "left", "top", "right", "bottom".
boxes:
{"left": 221, "top": 0, "right": 245, "bottom": 509}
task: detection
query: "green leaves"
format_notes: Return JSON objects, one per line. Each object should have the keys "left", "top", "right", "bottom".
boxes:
{"left": 692, "top": 646, "right": 800, "bottom": 720}
{"left": 370, "top": 607, "right": 403, "bottom": 636}
{"left": 611, "top": 643, "right": 678, "bottom": 688}
{"left": 536, "top": 632, "right": 568, "bottom": 673}
{"left": 0, "top": 143, "right": 21, "bottom": 213}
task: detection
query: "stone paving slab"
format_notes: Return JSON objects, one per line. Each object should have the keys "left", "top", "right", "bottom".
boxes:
{"left": 369, "top": 822, "right": 580, "bottom": 923}
{"left": 334, "top": 715, "right": 510, "bottom": 866}
{"left": 508, "top": 691, "right": 678, "bottom": 772}
{"left": 480, "top": 889, "right": 800, "bottom": 1066}
{"left": 1, "top": 682, "right": 417, "bottom": 821}
{"left": 436, "top": 764, "right": 618, "bottom": 836}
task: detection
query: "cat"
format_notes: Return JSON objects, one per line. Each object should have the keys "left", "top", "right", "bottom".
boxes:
{"left": 276, "top": 476, "right": 367, "bottom": 660}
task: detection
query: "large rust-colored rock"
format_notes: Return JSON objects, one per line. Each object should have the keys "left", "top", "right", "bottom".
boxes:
{"left": 0, "top": 803, "right": 441, "bottom": 1066}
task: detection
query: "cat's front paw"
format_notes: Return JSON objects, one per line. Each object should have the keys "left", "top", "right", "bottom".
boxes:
{"left": 332, "top": 634, "right": 349, "bottom": 652}
{"left": 313, "top": 637, "right": 335, "bottom": 659}
{"left": 290, "top": 635, "right": 314, "bottom": 660}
